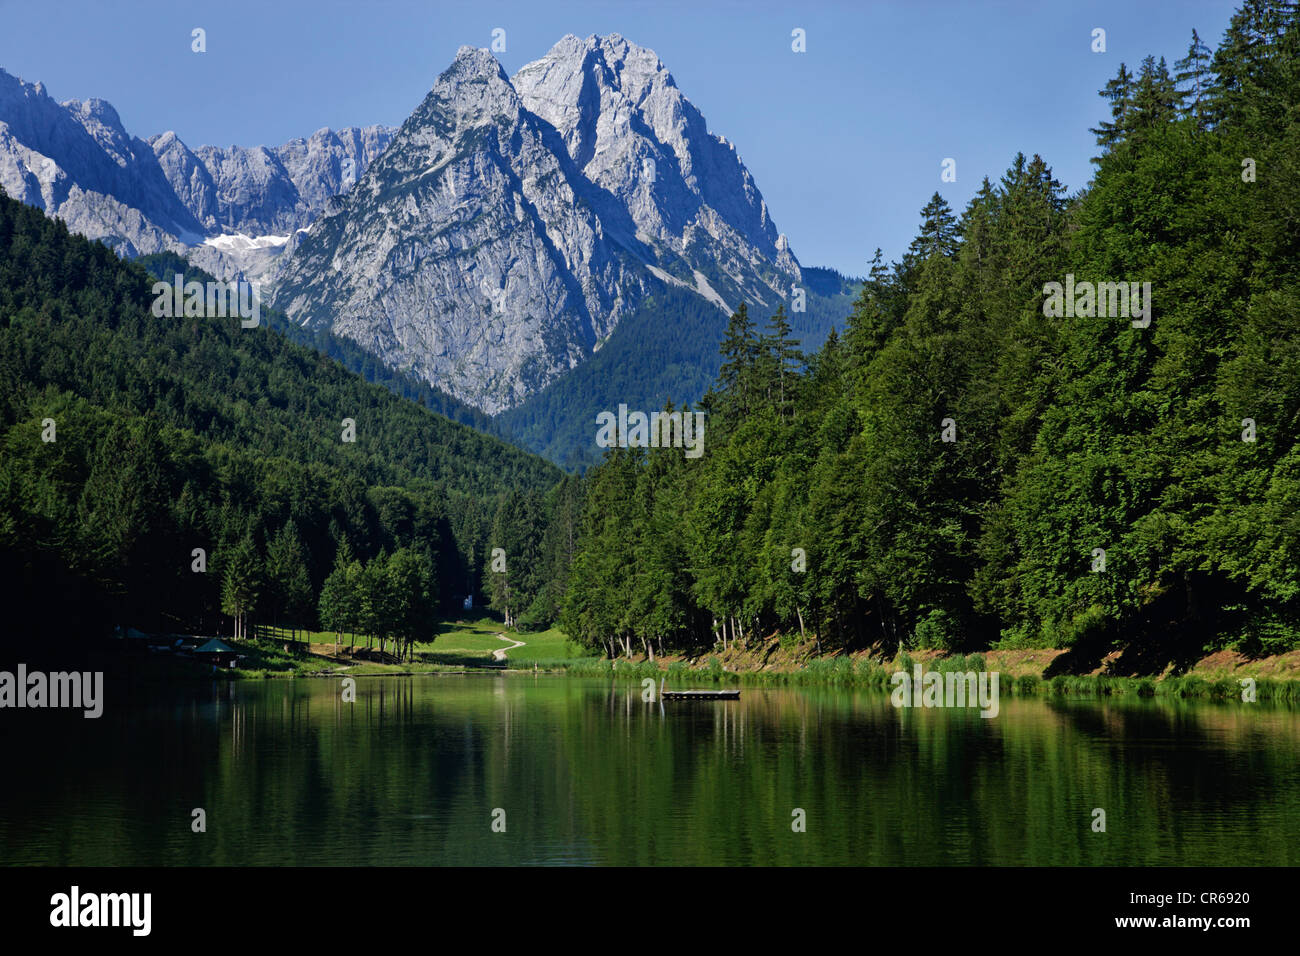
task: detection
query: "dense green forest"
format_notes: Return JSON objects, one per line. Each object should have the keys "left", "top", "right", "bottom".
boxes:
{"left": 0, "top": 197, "right": 562, "bottom": 649}
{"left": 552, "top": 1, "right": 1300, "bottom": 663}
{"left": 3, "top": 0, "right": 1296, "bottom": 668}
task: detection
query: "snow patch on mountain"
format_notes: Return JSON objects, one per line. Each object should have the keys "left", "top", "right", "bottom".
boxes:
{"left": 202, "top": 232, "right": 291, "bottom": 251}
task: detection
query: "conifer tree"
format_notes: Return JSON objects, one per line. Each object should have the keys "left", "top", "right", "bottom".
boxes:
{"left": 1174, "top": 28, "right": 1215, "bottom": 126}
{"left": 221, "top": 534, "right": 262, "bottom": 641}
{"left": 714, "top": 302, "right": 759, "bottom": 425}
{"left": 1090, "top": 62, "right": 1136, "bottom": 157}
{"left": 267, "top": 520, "right": 313, "bottom": 642}
{"left": 907, "top": 193, "right": 959, "bottom": 263}
{"left": 1206, "top": 0, "right": 1300, "bottom": 129}
{"left": 760, "top": 305, "right": 802, "bottom": 422}
{"left": 844, "top": 249, "right": 900, "bottom": 371}
{"left": 1130, "top": 56, "right": 1182, "bottom": 135}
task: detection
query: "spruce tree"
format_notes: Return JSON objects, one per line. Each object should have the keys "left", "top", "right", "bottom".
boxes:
{"left": 1090, "top": 62, "right": 1136, "bottom": 158}
{"left": 221, "top": 534, "right": 262, "bottom": 641}
{"left": 714, "top": 302, "right": 759, "bottom": 424}
{"left": 907, "top": 193, "right": 960, "bottom": 263}
{"left": 1130, "top": 56, "right": 1182, "bottom": 135}
{"left": 267, "top": 521, "right": 313, "bottom": 642}
{"left": 761, "top": 305, "right": 802, "bottom": 421}
{"left": 1174, "top": 28, "right": 1215, "bottom": 126}
{"left": 844, "top": 249, "right": 903, "bottom": 373}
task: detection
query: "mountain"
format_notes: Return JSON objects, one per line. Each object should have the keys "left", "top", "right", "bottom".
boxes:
{"left": 2, "top": 41, "right": 854, "bottom": 466}
{"left": 512, "top": 34, "right": 801, "bottom": 303}
{"left": 0, "top": 190, "right": 561, "bottom": 638}
{"left": 153, "top": 124, "right": 395, "bottom": 283}
{"left": 497, "top": 269, "right": 860, "bottom": 469}
{"left": 273, "top": 45, "right": 651, "bottom": 415}
{"left": 271, "top": 35, "right": 815, "bottom": 418}
{"left": 0, "top": 66, "right": 394, "bottom": 274}
{"left": 149, "top": 124, "right": 395, "bottom": 235}
{"left": 0, "top": 69, "right": 205, "bottom": 255}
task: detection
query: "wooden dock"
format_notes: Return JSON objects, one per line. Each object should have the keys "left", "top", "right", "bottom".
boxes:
{"left": 662, "top": 689, "right": 740, "bottom": 700}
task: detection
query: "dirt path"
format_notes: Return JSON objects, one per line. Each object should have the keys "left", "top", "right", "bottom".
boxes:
{"left": 492, "top": 634, "right": 526, "bottom": 661}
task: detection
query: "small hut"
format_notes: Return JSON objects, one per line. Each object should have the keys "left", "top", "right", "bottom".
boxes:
{"left": 194, "top": 638, "right": 242, "bottom": 669}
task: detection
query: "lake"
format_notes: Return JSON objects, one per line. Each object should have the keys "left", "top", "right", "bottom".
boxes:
{"left": 1, "top": 674, "right": 1297, "bottom": 866}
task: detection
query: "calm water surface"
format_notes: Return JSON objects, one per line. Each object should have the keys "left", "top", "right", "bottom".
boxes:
{"left": 1, "top": 674, "right": 1297, "bottom": 865}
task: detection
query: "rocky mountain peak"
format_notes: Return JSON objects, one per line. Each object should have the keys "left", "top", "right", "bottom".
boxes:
{"left": 419, "top": 46, "right": 519, "bottom": 121}
{"left": 513, "top": 33, "right": 798, "bottom": 293}
{"left": 0, "top": 69, "right": 46, "bottom": 104}
{"left": 0, "top": 70, "right": 204, "bottom": 252}
{"left": 66, "top": 96, "right": 124, "bottom": 130}
{"left": 270, "top": 35, "right": 804, "bottom": 416}
{"left": 2, "top": 38, "right": 808, "bottom": 420}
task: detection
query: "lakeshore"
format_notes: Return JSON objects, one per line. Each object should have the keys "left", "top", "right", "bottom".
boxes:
{"left": 90, "top": 616, "right": 1300, "bottom": 703}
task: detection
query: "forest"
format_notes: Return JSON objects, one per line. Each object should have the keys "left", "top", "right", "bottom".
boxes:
{"left": 0, "top": 196, "right": 562, "bottom": 650}
{"left": 2, "top": 1, "right": 1296, "bottom": 669}
{"left": 550, "top": 2, "right": 1300, "bottom": 663}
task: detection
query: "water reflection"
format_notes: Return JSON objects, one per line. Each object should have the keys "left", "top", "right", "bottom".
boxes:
{"left": 0, "top": 676, "right": 1295, "bottom": 866}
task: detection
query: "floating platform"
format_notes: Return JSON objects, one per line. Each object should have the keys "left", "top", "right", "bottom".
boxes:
{"left": 662, "top": 689, "right": 740, "bottom": 700}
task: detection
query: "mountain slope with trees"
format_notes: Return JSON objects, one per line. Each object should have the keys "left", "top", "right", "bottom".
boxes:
{"left": 549, "top": 0, "right": 1300, "bottom": 666}
{"left": 494, "top": 270, "right": 859, "bottom": 469}
{"left": 0, "top": 191, "right": 561, "bottom": 648}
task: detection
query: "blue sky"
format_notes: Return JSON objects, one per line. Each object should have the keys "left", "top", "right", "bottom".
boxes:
{"left": 0, "top": 0, "right": 1238, "bottom": 275}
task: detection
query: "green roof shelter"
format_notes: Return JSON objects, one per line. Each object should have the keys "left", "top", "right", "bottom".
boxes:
{"left": 195, "top": 639, "right": 242, "bottom": 668}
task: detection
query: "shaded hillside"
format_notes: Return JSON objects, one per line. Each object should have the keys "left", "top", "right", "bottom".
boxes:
{"left": 0, "top": 189, "right": 560, "bottom": 643}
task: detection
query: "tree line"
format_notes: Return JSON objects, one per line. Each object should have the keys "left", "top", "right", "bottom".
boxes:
{"left": 4, "top": 0, "right": 1295, "bottom": 665}
{"left": 0, "top": 195, "right": 560, "bottom": 648}
{"left": 551, "top": 0, "right": 1300, "bottom": 662}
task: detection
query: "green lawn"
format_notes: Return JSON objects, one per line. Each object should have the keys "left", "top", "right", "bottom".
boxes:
{"left": 503, "top": 626, "right": 584, "bottom": 661}
{"left": 420, "top": 617, "right": 585, "bottom": 664}
{"left": 252, "top": 618, "right": 585, "bottom": 670}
